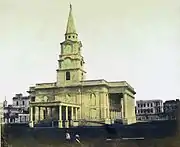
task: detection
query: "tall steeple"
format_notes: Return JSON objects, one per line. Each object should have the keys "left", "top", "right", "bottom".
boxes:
{"left": 65, "top": 4, "right": 78, "bottom": 41}
{"left": 57, "top": 4, "right": 86, "bottom": 87}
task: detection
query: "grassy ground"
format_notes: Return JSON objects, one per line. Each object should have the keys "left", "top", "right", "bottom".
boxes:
{"left": 6, "top": 135, "right": 180, "bottom": 147}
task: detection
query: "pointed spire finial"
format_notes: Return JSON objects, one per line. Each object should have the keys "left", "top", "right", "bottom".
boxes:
{"left": 65, "top": 3, "right": 77, "bottom": 34}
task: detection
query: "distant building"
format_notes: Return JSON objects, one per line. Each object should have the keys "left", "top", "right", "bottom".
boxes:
{"left": 0, "top": 102, "right": 3, "bottom": 124}
{"left": 12, "top": 93, "right": 30, "bottom": 111}
{"left": 176, "top": 102, "right": 180, "bottom": 134}
{"left": 136, "top": 99, "right": 163, "bottom": 121}
{"left": 163, "top": 99, "right": 180, "bottom": 120}
{"left": 3, "top": 94, "right": 30, "bottom": 124}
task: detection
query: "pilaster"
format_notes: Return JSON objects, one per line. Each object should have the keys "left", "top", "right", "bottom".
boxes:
{"left": 99, "top": 92, "right": 107, "bottom": 119}
{"left": 122, "top": 92, "right": 136, "bottom": 124}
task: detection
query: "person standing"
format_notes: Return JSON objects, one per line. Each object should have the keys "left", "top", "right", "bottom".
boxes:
{"left": 75, "top": 134, "right": 81, "bottom": 144}
{"left": 65, "top": 130, "right": 71, "bottom": 143}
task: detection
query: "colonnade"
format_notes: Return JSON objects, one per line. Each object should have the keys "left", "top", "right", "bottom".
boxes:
{"left": 29, "top": 104, "right": 80, "bottom": 128}
{"left": 58, "top": 105, "right": 80, "bottom": 128}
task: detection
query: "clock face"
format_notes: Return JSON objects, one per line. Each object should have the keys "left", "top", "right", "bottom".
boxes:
{"left": 64, "top": 44, "right": 71, "bottom": 54}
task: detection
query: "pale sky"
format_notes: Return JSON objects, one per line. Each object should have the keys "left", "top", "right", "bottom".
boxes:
{"left": 0, "top": 0, "right": 180, "bottom": 103}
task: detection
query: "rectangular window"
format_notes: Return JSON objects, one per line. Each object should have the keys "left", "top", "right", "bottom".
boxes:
{"left": 66, "top": 71, "right": 70, "bottom": 80}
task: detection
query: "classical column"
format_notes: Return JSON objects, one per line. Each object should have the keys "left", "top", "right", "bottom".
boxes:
{"left": 71, "top": 107, "right": 74, "bottom": 120}
{"left": 50, "top": 107, "right": 52, "bottom": 118}
{"left": 40, "top": 107, "right": 44, "bottom": 120}
{"left": 123, "top": 93, "right": 128, "bottom": 124}
{"left": 34, "top": 106, "right": 39, "bottom": 123}
{"left": 47, "top": 107, "right": 51, "bottom": 118}
{"left": 106, "top": 94, "right": 110, "bottom": 119}
{"left": 70, "top": 107, "right": 74, "bottom": 126}
{"left": 58, "top": 105, "right": 62, "bottom": 128}
{"left": 65, "top": 106, "right": 68, "bottom": 120}
{"left": 79, "top": 107, "right": 81, "bottom": 119}
{"left": 104, "top": 107, "right": 107, "bottom": 119}
{"left": 75, "top": 107, "right": 78, "bottom": 120}
{"left": 65, "top": 106, "right": 69, "bottom": 128}
{"left": 29, "top": 106, "right": 34, "bottom": 128}
{"left": 39, "top": 107, "right": 41, "bottom": 120}
{"left": 38, "top": 106, "right": 40, "bottom": 121}
{"left": 121, "top": 97, "right": 124, "bottom": 118}
{"left": 45, "top": 107, "right": 48, "bottom": 119}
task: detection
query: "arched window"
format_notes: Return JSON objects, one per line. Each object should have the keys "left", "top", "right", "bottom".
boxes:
{"left": 66, "top": 71, "right": 70, "bottom": 80}
{"left": 90, "top": 93, "right": 96, "bottom": 106}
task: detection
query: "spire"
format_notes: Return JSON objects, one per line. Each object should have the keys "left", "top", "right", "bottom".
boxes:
{"left": 66, "top": 4, "right": 77, "bottom": 34}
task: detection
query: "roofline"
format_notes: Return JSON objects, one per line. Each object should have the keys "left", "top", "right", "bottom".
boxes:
{"left": 27, "top": 79, "right": 136, "bottom": 95}
{"left": 136, "top": 99, "right": 163, "bottom": 102}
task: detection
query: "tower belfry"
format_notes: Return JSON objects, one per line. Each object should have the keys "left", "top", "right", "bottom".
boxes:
{"left": 56, "top": 4, "right": 86, "bottom": 86}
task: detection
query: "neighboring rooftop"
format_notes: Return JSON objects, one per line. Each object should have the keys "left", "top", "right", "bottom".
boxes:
{"left": 12, "top": 93, "right": 29, "bottom": 100}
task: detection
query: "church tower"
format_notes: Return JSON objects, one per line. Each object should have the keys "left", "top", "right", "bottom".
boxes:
{"left": 57, "top": 4, "right": 86, "bottom": 86}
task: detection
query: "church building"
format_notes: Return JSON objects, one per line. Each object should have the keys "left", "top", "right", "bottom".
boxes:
{"left": 28, "top": 5, "right": 136, "bottom": 128}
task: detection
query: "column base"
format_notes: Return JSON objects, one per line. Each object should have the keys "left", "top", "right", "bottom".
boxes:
{"left": 70, "top": 120, "right": 74, "bottom": 127}
{"left": 122, "top": 117, "right": 136, "bottom": 125}
{"left": 58, "top": 120, "right": 63, "bottom": 128}
{"left": 104, "top": 119, "right": 111, "bottom": 124}
{"left": 73, "top": 120, "right": 79, "bottom": 126}
{"left": 122, "top": 118, "right": 128, "bottom": 125}
{"left": 65, "top": 120, "right": 69, "bottom": 128}
{"left": 29, "top": 121, "right": 34, "bottom": 128}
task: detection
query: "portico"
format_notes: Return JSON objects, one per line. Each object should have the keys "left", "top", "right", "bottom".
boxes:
{"left": 29, "top": 101, "right": 80, "bottom": 128}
